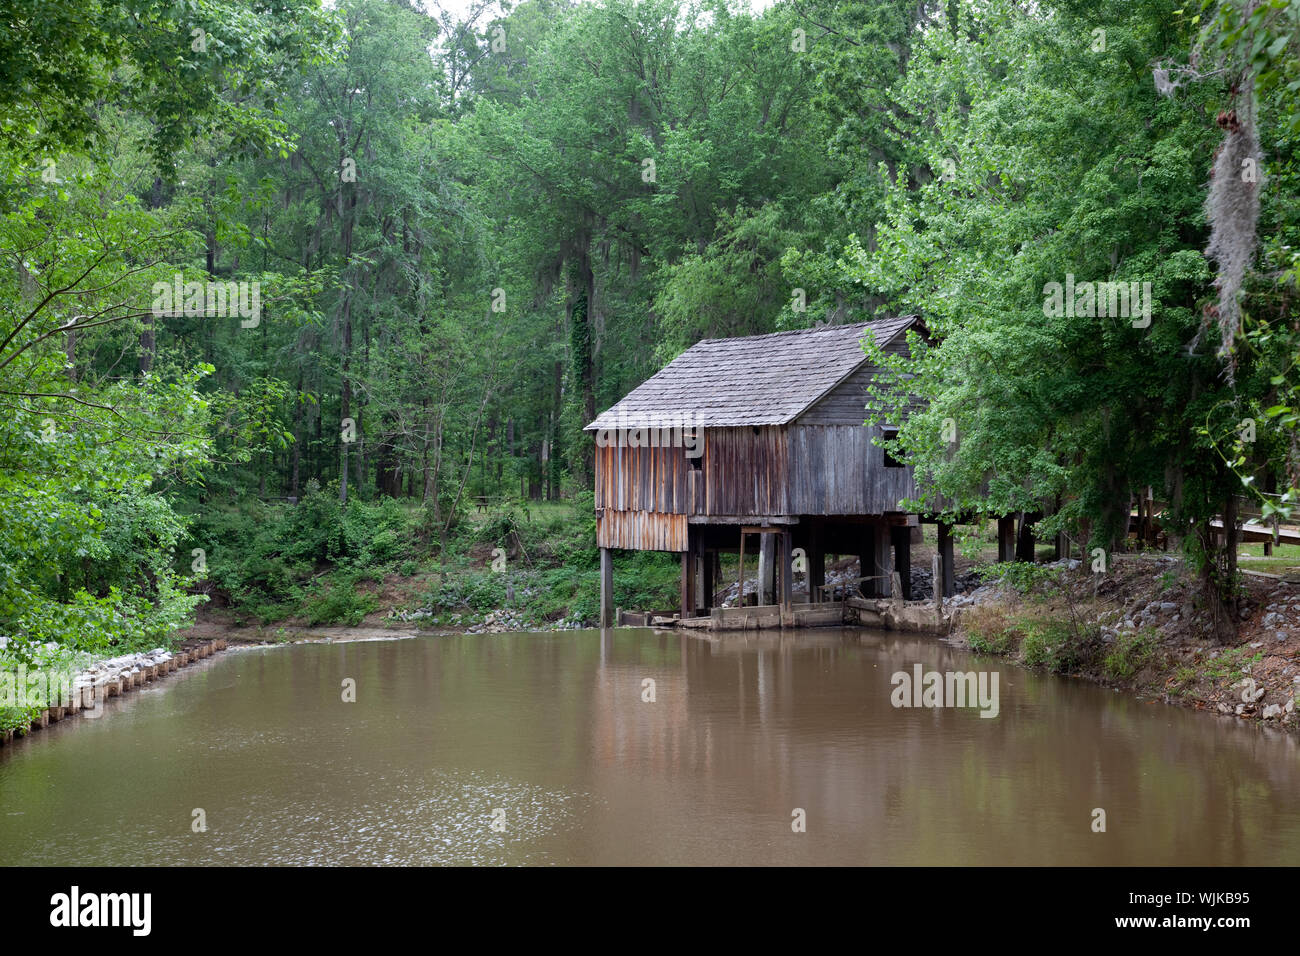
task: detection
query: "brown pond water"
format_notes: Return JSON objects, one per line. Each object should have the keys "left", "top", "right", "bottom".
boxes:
{"left": 1, "top": 627, "right": 1298, "bottom": 865}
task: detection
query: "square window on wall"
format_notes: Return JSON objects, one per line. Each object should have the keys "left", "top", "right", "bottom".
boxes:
{"left": 881, "top": 426, "right": 904, "bottom": 468}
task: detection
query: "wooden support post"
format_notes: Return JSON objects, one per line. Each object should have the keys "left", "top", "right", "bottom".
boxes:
{"left": 680, "top": 548, "right": 692, "bottom": 619}
{"left": 873, "top": 523, "right": 893, "bottom": 598}
{"left": 891, "top": 525, "right": 912, "bottom": 600}
{"left": 758, "top": 533, "right": 776, "bottom": 605}
{"left": 701, "top": 547, "right": 714, "bottom": 613}
{"left": 809, "top": 523, "right": 825, "bottom": 604}
{"left": 933, "top": 553, "right": 943, "bottom": 619}
{"left": 737, "top": 531, "right": 747, "bottom": 606}
{"left": 779, "top": 528, "right": 793, "bottom": 614}
{"left": 858, "top": 526, "right": 874, "bottom": 599}
{"left": 997, "top": 516, "right": 1016, "bottom": 562}
{"left": 599, "top": 547, "right": 613, "bottom": 628}
{"left": 694, "top": 537, "right": 706, "bottom": 614}
{"left": 938, "top": 521, "right": 955, "bottom": 598}
{"left": 1015, "top": 512, "right": 1036, "bottom": 562}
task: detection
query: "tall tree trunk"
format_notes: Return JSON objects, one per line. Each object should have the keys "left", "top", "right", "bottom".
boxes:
{"left": 568, "top": 251, "right": 597, "bottom": 489}
{"left": 338, "top": 171, "right": 357, "bottom": 504}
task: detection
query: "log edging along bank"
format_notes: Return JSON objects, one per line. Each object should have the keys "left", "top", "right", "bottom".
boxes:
{"left": 0, "top": 638, "right": 228, "bottom": 747}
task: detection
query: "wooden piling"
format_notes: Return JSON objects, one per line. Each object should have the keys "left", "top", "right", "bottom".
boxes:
{"left": 780, "top": 528, "right": 793, "bottom": 619}
{"left": 737, "top": 531, "right": 747, "bottom": 605}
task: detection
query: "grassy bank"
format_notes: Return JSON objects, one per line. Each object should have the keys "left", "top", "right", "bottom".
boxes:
{"left": 956, "top": 556, "right": 1300, "bottom": 728}
{"left": 181, "top": 486, "right": 682, "bottom": 632}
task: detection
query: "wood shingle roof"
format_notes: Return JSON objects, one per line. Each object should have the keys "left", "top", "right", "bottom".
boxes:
{"left": 585, "top": 315, "right": 919, "bottom": 430}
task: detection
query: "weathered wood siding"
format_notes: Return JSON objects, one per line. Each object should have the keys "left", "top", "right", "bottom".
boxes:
{"left": 597, "top": 509, "right": 688, "bottom": 551}
{"left": 799, "top": 335, "right": 915, "bottom": 426}
{"left": 593, "top": 441, "right": 694, "bottom": 514}
{"left": 797, "top": 364, "right": 878, "bottom": 425}
{"left": 786, "top": 424, "right": 916, "bottom": 515}
{"left": 594, "top": 428, "right": 789, "bottom": 517}
{"left": 701, "top": 427, "right": 788, "bottom": 516}
{"left": 593, "top": 419, "right": 917, "bottom": 525}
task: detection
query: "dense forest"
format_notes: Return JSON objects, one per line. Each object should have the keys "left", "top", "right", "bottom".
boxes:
{"left": 1, "top": 0, "right": 1297, "bottom": 654}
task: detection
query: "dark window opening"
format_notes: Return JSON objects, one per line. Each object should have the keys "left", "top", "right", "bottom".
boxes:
{"left": 688, "top": 450, "right": 702, "bottom": 471}
{"left": 881, "top": 426, "right": 905, "bottom": 468}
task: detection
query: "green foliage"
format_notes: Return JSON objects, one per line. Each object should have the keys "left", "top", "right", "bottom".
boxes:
{"left": 965, "top": 618, "right": 1021, "bottom": 656}
{"left": 3, "top": 0, "right": 1299, "bottom": 647}
{"left": 0, "top": 0, "right": 340, "bottom": 168}
{"left": 302, "top": 576, "right": 379, "bottom": 627}
{"left": 1103, "top": 630, "right": 1157, "bottom": 680}
{"left": 975, "top": 561, "right": 1062, "bottom": 594}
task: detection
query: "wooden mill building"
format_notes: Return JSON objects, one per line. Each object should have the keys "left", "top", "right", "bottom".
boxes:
{"left": 585, "top": 316, "right": 961, "bottom": 627}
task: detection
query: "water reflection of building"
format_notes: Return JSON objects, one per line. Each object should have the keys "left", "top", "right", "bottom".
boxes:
{"left": 590, "top": 631, "right": 701, "bottom": 775}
